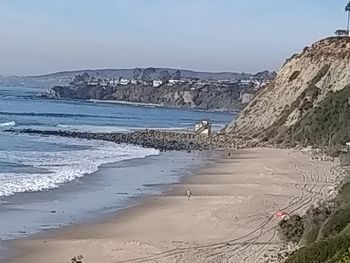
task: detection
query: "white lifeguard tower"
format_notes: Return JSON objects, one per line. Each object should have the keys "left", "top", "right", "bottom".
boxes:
{"left": 194, "top": 119, "right": 211, "bottom": 136}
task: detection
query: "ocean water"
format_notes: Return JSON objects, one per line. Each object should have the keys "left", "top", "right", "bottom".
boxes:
{"left": 0, "top": 86, "right": 233, "bottom": 198}
{"left": 0, "top": 86, "right": 234, "bottom": 245}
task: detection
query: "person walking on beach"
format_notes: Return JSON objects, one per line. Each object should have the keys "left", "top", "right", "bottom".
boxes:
{"left": 186, "top": 188, "right": 192, "bottom": 201}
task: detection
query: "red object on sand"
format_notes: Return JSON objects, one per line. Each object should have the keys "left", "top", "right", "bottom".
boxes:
{"left": 275, "top": 211, "right": 289, "bottom": 219}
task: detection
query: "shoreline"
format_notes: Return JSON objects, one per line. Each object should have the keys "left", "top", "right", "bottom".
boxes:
{"left": 0, "top": 150, "right": 214, "bottom": 260}
{"left": 3, "top": 147, "right": 339, "bottom": 263}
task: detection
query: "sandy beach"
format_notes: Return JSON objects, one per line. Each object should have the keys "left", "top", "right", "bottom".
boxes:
{"left": 4, "top": 148, "right": 336, "bottom": 263}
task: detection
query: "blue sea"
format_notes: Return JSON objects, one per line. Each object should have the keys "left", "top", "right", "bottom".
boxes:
{"left": 0, "top": 85, "right": 234, "bottom": 244}
{"left": 0, "top": 86, "right": 233, "bottom": 197}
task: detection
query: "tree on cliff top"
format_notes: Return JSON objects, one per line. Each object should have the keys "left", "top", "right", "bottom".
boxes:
{"left": 173, "top": 70, "right": 182, "bottom": 80}
{"left": 346, "top": 1, "right": 350, "bottom": 32}
{"left": 70, "top": 73, "right": 89, "bottom": 85}
{"left": 141, "top": 68, "right": 156, "bottom": 81}
{"left": 160, "top": 70, "right": 170, "bottom": 83}
{"left": 133, "top": 68, "right": 142, "bottom": 80}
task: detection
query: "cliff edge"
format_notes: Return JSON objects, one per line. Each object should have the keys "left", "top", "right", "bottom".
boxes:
{"left": 226, "top": 37, "right": 350, "bottom": 148}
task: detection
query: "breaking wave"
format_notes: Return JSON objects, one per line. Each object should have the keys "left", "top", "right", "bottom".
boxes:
{"left": 0, "top": 136, "right": 159, "bottom": 197}
{"left": 0, "top": 121, "right": 16, "bottom": 127}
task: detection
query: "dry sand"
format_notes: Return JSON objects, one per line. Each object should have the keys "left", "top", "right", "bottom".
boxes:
{"left": 4, "top": 148, "right": 336, "bottom": 263}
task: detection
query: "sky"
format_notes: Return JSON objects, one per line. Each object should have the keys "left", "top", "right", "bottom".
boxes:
{"left": 0, "top": 0, "right": 346, "bottom": 76}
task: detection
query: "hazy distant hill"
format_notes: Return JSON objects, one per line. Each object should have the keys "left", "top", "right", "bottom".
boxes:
{"left": 0, "top": 68, "right": 273, "bottom": 88}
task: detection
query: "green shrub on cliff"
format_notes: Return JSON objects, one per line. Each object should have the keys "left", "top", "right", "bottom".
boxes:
{"left": 329, "top": 249, "right": 350, "bottom": 263}
{"left": 284, "top": 176, "right": 350, "bottom": 262}
{"left": 301, "top": 203, "right": 333, "bottom": 245}
{"left": 318, "top": 203, "right": 350, "bottom": 240}
{"left": 288, "top": 85, "right": 350, "bottom": 150}
{"left": 340, "top": 152, "right": 350, "bottom": 166}
{"left": 337, "top": 180, "right": 350, "bottom": 204}
{"left": 286, "top": 234, "right": 350, "bottom": 263}
{"left": 277, "top": 215, "right": 305, "bottom": 243}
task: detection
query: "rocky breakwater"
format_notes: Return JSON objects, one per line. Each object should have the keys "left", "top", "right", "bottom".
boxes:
{"left": 11, "top": 129, "right": 259, "bottom": 151}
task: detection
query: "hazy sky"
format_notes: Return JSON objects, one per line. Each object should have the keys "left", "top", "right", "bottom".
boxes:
{"left": 0, "top": 0, "right": 346, "bottom": 75}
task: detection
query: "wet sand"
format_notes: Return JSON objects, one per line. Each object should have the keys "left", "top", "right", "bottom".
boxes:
{"left": 4, "top": 148, "right": 336, "bottom": 263}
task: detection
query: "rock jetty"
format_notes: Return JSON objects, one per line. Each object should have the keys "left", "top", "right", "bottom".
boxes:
{"left": 12, "top": 129, "right": 259, "bottom": 151}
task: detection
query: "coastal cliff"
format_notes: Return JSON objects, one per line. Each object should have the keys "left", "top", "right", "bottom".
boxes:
{"left": 226, "top": 37, "right": 350, "bottom": 149}
{"left": 39, "top": 69, "right": 275, "bottom": 111}
{"left": 43, "top": 83, "right": 244, "bottom": 111}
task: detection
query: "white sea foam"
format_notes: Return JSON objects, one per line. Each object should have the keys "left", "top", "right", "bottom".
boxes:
{"left": 0, "top": 136, "right": 159, "bottom": 197}
{"left": 30, "top": 124, "right": 187, "bottom": 133}
{"left": 55, "top": 124, "right": 132, "bottom": 133}
{"left": 0, "top": 121, "right": 16, "bottom": 127}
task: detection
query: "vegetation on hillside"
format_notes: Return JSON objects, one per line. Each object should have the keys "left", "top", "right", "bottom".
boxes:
{"left": 276, "top": 5, "right": 350, "bottom": 260}
{"left": 261, "top": 65, "right": 330, "bottom": 144}
{"left": 278, "top": 167, "right": 350, "bottom": 263}
{"left": 289, "top": 85, "right": 350, "bottom": 150}
{"left": 263, "top": 85, "right": 350, "bottom": 156}
{"left": 277, "top": 215, "right": 304, "bottom": 243}
{"left": 286, "top": 234, "right": 350, "bottom": 263}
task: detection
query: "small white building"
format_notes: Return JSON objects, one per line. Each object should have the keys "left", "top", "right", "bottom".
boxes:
{"left": 87, "top": 80, "right": 99, "bottom": 86}
{"left": 100, "top": 80, "right": 108, "bottom": 87}
{"left": 194, "top": 120, "right": 211, "bottom": 136}
{"left": 168, "top": 79, "right": 180, "bottom": 85}
{"left": 109, "top": 79, "right": 119, "bottom": 87}
{"left": 254, "top": 80, "right": 268, "bottom": 91}
{"left": 153, "top": 80, "right": 163, "bottom": 87}
{"left": 120, "top": 78, "right": 130, "bottom": 85}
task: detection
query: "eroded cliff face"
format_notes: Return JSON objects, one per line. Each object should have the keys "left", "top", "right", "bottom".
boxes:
{"left": 44, "top": 83, "right": 246, "bottom": 111}
{"left": 226, "top": 37, "right": 350, "bottom": 138}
